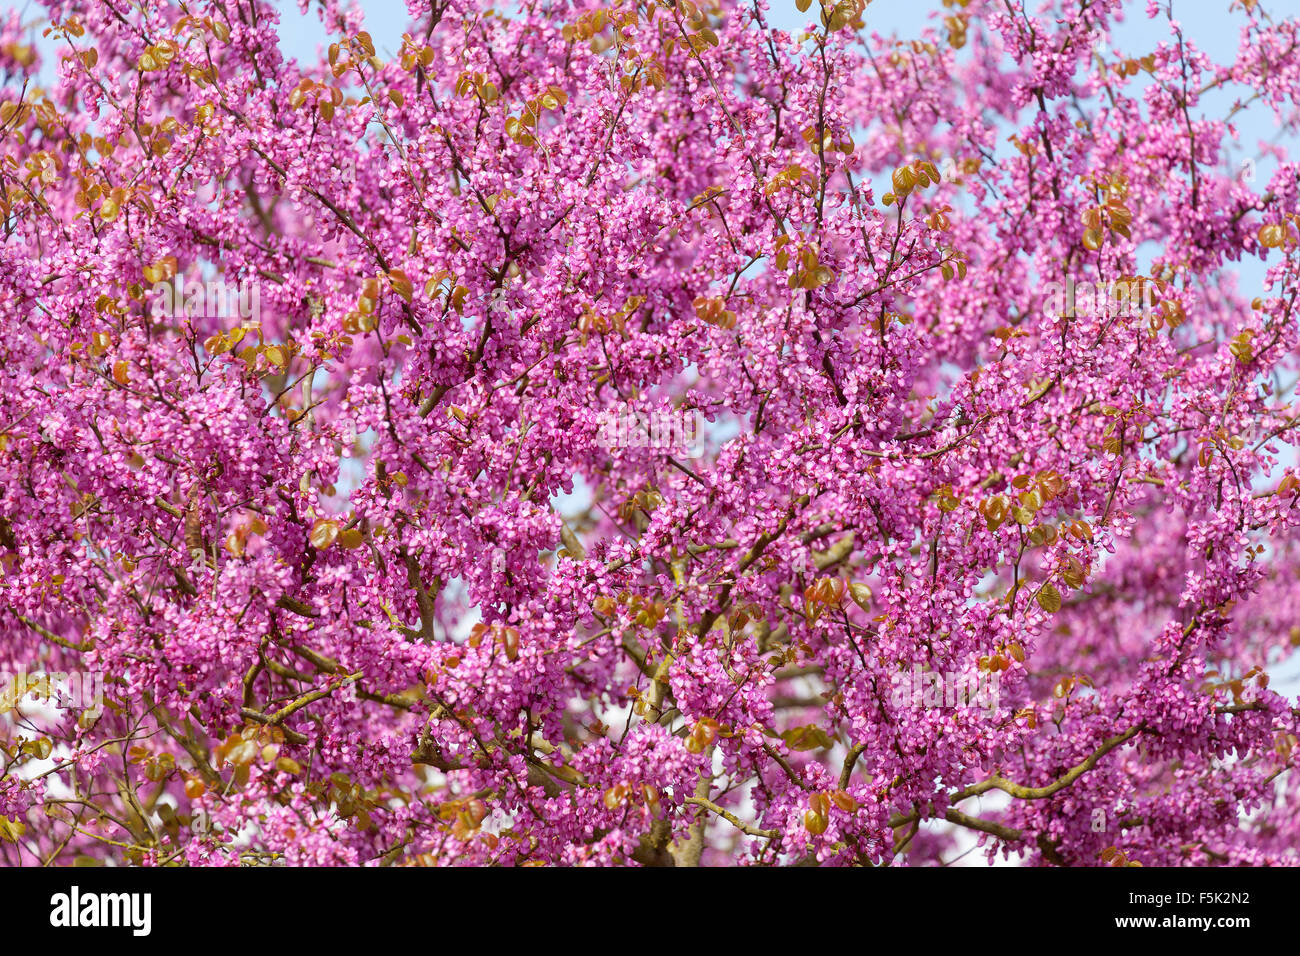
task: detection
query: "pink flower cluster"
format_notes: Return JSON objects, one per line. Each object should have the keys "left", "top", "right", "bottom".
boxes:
{"left": 0, "top": 0, "right": 1299, "bottom": 866}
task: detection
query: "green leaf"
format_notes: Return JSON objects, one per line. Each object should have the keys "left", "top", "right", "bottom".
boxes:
{"left": 309, "top": 519, "right": 339, "bottom": 550}
{"left": 848, "top": 581, "right": 873, "bottom": 612}
{"left": 1036, "top": 583, "right": 1062, "bottom": 614}
{"left": 0, "top": 817, "right": 24, "bottom": 842}
{"left": 781, "top": 725, "right": 834, "bottom": 751}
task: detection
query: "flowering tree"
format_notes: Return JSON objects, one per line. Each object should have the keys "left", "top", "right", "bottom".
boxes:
{"left": 1, "top": 0, "right": 1299, "bottom": 867}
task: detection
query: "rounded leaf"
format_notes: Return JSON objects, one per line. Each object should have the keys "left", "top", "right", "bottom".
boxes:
{"left": 309, "top": 519, "right": 339, "bottom": 550}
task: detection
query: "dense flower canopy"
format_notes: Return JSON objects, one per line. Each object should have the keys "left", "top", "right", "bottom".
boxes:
{"left": 1, "top": 0, "right": 1300, "bottom": 866}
